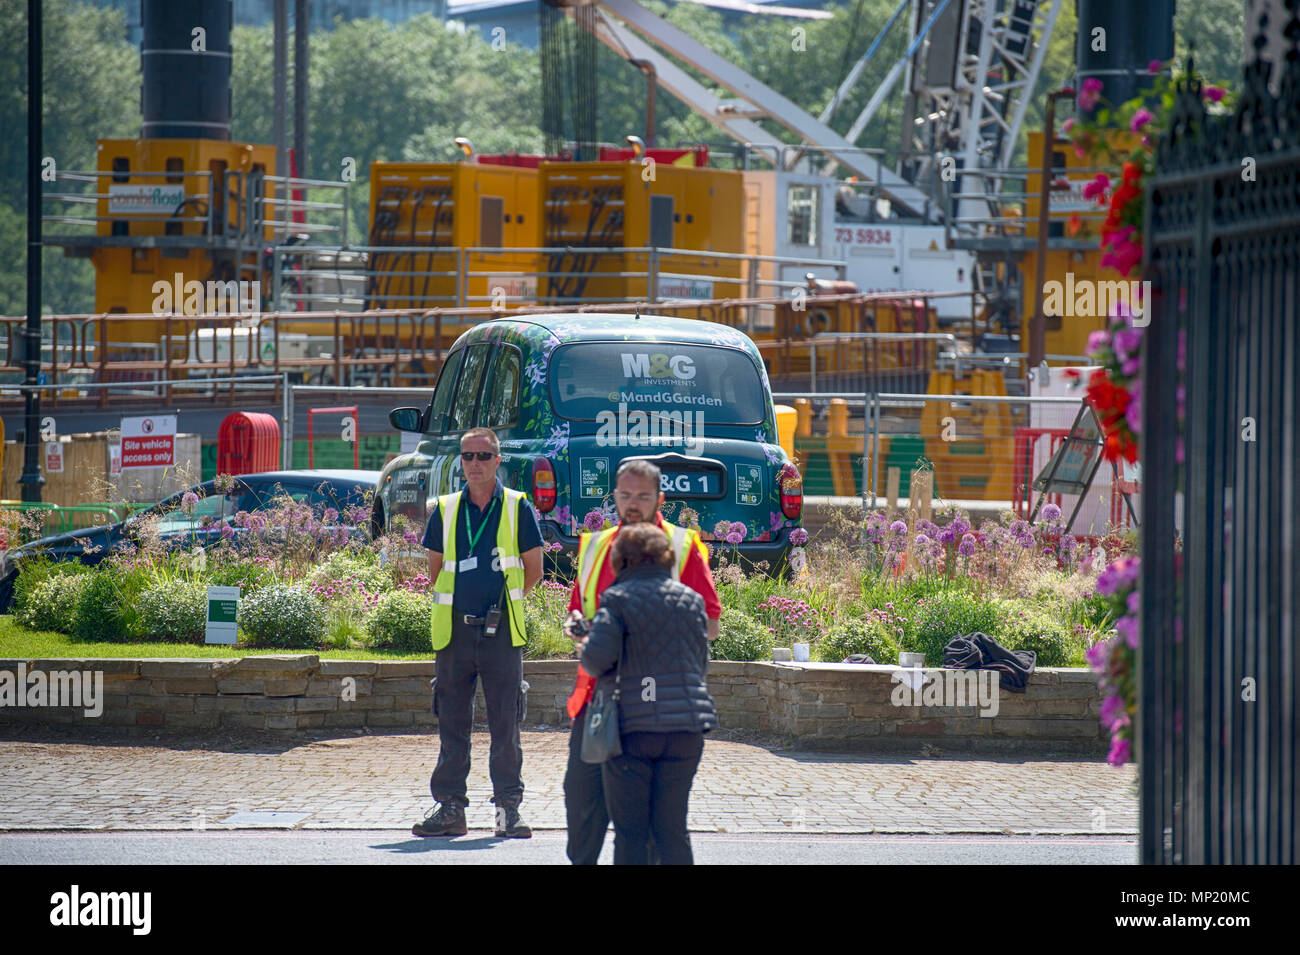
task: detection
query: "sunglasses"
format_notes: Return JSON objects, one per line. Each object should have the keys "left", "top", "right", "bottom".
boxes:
{"left": 460, "top": 451, "right": 496, "bottom": 461}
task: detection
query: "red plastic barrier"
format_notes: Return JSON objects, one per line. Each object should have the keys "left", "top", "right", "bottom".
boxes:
{"left": 218, "top": 412, "right": 282, "bottom": 476}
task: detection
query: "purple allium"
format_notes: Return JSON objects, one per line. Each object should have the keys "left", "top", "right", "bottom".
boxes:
{"left": 950, "top": 517, "right": 970, "bottom": 537}
{"left": 323, "top": 507, "right": 339, "bottom": 524}
{"left": 586, "top": 510, "right": 608, "bottom": 532}
{"left": 866, "top": 512, "right": 886, "bottom": 530}
{"left": 729, "top": 521, "right": 747, "bottom": 538}
{"left": 789, "top": 528, "right": 808, "bottom": 547}
{"left": 913, "top": 533, "right": 931, "bottom": 549}
{"left": 714, "top": 520, "right": 731, "bottom": 538}
{"left": 181, "top": 491, "right": 199, "bottom": 514}
{"left": 725, "top": 531, "right": 744, "bottom": 545}
{"left": 938, "top": 528, "right": 955, "bottom": 545}
{"left": 403, "top": 530, "right": 419, "bottom": 546}
{"left": 889, "top": 520, "right": 907, "bottom": 535}
{"left": 958, "top": 533, "right": 976, "bottom": 557}
{"left": 220, "top": 523, "right": 235, "bottom": 539}
{"left": 1041, "top": 503, "right": 1062, "bottom": 523}
{"left": 1061, "top": 534, "right": 1077, "bottom": 554}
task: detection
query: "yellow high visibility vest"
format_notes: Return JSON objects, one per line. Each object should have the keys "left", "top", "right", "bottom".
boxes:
{"left": 430, "top": 487, "right": 529, "bottom": 651}
{"left": 575, "top": 519, "right": 700, "bottom": 620}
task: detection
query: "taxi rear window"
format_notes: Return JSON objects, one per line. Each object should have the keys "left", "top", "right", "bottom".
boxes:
{"left": 548, "top": 342, "right": 766, "bottom": 425}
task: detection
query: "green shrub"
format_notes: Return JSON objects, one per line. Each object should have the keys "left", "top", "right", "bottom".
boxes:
{"left": 365, "top": 590, "right": 432, "bottom": 653}
{"left": 309, "top": 548, "right": 392, "bottom": 595}
{"left": 136, "top": 580, "right": 208, "bottom": 642}
{"left": 898, "top": 591, "right": 1003, "bottom": 666}
{"left": 206, "top": 559, "right": 277, "bottom": 595}
{"left": 995, "top": 603, "right": 1073, "bottom": 667}
{"left": 711, "top": 608, "right": 774, "bottom": 662}
{"left": 524, "top": 579, "right": 571, "bottom": 655}
{"left": 12, "top": 559, "right": 90, "bottom": 621}
{"left": 74, "top": 564, "right": 155, "bottom": 641}
{"left": 816, "top": 615, "right": 899, "bottom": 664}
{"left": 14, "top": 571, "right": 90, "bottom": 634}
{"left": 240, "top": 584, "right": 325, "bottom": 648}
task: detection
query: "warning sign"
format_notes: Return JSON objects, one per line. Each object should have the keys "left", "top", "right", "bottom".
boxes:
{"left": 120, "top": 415, "right": 177, "bottom": 469}
{"left": 44, "top": 442, "right": 63, "bottom": 474}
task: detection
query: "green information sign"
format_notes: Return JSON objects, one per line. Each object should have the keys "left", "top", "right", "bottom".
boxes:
{"left": 580, "top": 457, "right": 610, "bottom": 498}
{"left": 735, "top": 464, "right": 762, "bottom": 506}
{"left": 206, "top": 586, "right": 240, "bottom": 645}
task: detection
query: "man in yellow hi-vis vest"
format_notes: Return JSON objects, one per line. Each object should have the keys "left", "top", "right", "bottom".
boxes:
{"left": 562, "top": 459, "right": 720, "bottom": 864}
{"left": 412, "top": 428, "right": 543, "bottom": 840}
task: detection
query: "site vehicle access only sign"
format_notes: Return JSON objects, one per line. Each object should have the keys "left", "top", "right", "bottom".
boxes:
{"left": 120, "top": 415, "right": 177, "bottom": 468}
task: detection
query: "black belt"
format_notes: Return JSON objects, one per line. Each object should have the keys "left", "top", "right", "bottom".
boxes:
{"left": 460, "top": 614, "right": 487, "bottom": 627}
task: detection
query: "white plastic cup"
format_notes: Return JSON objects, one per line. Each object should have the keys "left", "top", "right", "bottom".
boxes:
{"left": 793, "top": 642, "right": 811, "bottom": 662}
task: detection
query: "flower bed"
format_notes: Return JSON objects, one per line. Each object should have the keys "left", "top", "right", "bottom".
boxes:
{"left": 2, "top": 486, "right": 1133, "bottom": 683}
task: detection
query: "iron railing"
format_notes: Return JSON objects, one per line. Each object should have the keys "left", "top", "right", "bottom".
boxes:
{"left": 1141, "top": 43, "right": 1299, "bottom": 864}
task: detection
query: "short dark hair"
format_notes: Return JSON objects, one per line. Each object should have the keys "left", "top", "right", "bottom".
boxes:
{"left": 611, "top": 522, "right": 673, "bottom": 573}
{"left": 616, "top": 458, "right": 661, "bottom": 487}
{"left": 460, "top": 428, "right": 500, "bottom": 453}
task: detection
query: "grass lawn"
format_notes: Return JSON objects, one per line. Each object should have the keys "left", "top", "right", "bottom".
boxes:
{"left": 0, "top": 616, "right": 437, "bottom": 661}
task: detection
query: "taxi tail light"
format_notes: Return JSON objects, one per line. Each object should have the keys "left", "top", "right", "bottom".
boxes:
{"left": 532, "top": 458, "right": 557, "bottom": 513}
{"left": 780, "top": 467, "right": 803, "bottom": 520}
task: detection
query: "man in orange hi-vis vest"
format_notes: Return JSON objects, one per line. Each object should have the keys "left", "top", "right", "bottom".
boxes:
{"left": 563, "top": 458, "right": 720, "bottom": 865}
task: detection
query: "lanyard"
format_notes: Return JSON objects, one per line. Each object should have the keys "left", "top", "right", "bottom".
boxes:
{"left": 463, "top": 494, "right": 498, "bottom": 553}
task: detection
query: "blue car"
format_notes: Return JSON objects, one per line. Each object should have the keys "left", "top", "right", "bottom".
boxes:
{"left": 0, "top": 470, "right": 378, "bottom": 611}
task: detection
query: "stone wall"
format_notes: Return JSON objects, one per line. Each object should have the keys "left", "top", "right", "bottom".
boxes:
{"left": 0, "top": 657, "right": 1106, "bottom": 752}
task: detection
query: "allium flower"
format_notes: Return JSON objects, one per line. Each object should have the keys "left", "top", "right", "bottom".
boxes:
{"left": 725, "top": 531, "right": 744, "bottom": 545}
{"left": 950, "top": 517, "right": 970, "bottom": 537}
{"left": 714, "top": 520, "right": 731, "bottom": 539}
{"left": 586, "top": 510, "right": 609, "bottom": 532}
{"left": 789, "top": 528, "right": 808, "bottom": 546}
{"left": 889, "top": 520, "right": 907, "bottom": 535}
{"left": 1061, "top": 534, "right": 1077, "bottom": 554}
{"left": 729, "top": 521, "right": 747, "bottom": 538}
{"left": 958, "top": 534, "right": 976, "bottom": 557}
{"left": 181, "top": 491, "right": 199, "bottom": 515}
{"left": 323, "top": 508, "right": 339, "bottom": 524}
{"left": 1041, "top": 503, "right": 1062, "bottom": 523}
{"left": 220, "top": 523, "right": 235, "bottom": 539}
{"left": 938, "top": 528, "right": 955, "bottom": 545}
{"left": 403, "top": 530, "right": 420, "bottom": 546}
{"left": 913, "top": 533, "right": 931, "bottom": 549}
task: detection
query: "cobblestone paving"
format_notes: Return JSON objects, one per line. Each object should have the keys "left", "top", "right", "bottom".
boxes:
{"left": 0, "top": 726, "right": 1138, "bottom": 835}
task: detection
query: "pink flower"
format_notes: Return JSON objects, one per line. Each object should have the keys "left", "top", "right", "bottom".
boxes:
{"left": 1106, "top": 735, "right": 1132, "bottom": 767}
{"left": 1203, "top": 86, "right": 1225, "bottom": 103}
{"left": 1077, "top": 77, "right": 1103, "bottom": 111}
{"left": 1062, "top": 117, "right": 1076, "bottom": 134}
{"left": 1129, "top": 108, "right": 1153, "bottom": 132}
{"left": 1147, "top": 59, "right": 1163, "bottom": 75}
{"left": 1082, "top": 173, "right": 1110, "bottom": 202}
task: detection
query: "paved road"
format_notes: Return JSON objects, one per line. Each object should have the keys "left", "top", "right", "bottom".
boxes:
{"left": 0, "top": 725, "right": 1138, "bottom": 838}
{"left": 0, "top": 831, "right": 1138, "bottom": 865}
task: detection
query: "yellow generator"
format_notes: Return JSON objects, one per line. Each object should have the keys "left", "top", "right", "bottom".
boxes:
{"left": 539, "top": 160, "right": 745, "bottom": 304}
{"left": 90, "top": 138, "right": 276, "bottom": 357}
{"left": 919, "top": 369, "right": 1014, "bottom": 501}
{"left": 361, "top": 160, "right": 539, "bottom": 329}
{"left": 1019, "top": 130, "right": 1140, "bottom": 357}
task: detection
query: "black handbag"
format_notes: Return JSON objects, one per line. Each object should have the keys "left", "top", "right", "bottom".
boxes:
{"left": 580, "top": 631, "right": 623, "bottom": 764}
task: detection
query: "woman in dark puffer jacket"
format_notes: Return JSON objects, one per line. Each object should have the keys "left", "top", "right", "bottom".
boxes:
{"left": 579, "top": 522, "right": 717, "bottom": 865}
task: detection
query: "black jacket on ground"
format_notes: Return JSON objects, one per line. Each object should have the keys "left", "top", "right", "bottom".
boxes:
{"left": 579, "top": 562, "right": 718, "bottom": 735}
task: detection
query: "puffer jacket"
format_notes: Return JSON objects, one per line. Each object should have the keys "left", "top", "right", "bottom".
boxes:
{"left": 579, "top": 562, "right": 718, "bottom": 735}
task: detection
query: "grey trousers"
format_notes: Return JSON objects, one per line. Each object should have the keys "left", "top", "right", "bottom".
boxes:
{"left": 429, "top": 615, "right": 525, "bottom": 808}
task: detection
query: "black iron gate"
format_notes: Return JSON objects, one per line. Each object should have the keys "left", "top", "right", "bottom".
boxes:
{"left": 1141, "top": 28, "right": 1299, "bottom": 863}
